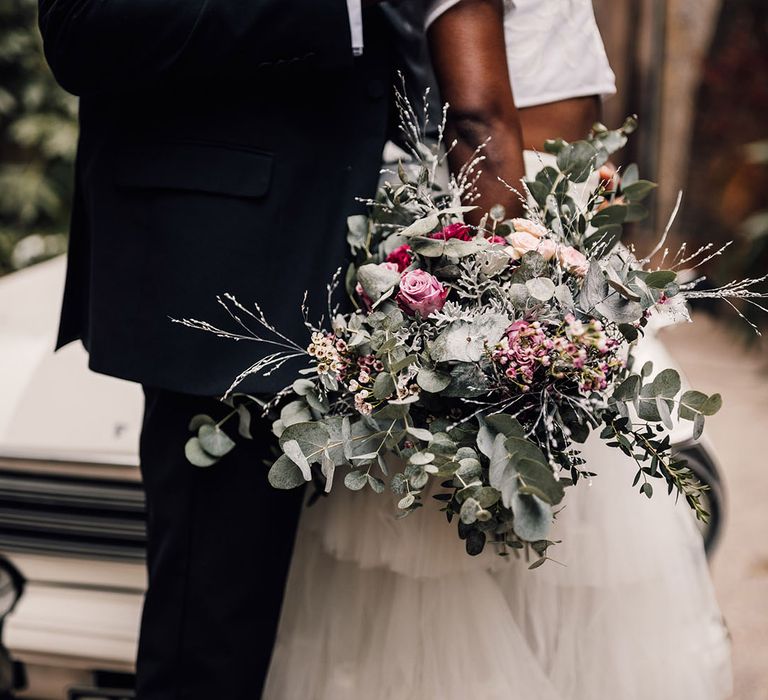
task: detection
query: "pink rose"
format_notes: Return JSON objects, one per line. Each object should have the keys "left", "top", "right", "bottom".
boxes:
{"left": 385, "top": 244, "right": 412, "bottom": 272}
{"left": 558, "top": 246, "right": 589, "bottom": 276}
{"left": 488, "top": 235, "right": 507, "bottom": 245}
{"left": 511, "top": 218, "right": 547, "bottom": 239}
{"left": 396, "top": 269, "right": 448, "bottom": 317}
{"left": 431, "top": 222, "right": 472, "bottom": 242}
{"left": 506, "top": 231, "right": 541, "bottom": 260}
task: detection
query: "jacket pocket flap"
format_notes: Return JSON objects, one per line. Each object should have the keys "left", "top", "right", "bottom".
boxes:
{"left": 114, "top": 142, "right": 273, "bottom": 198}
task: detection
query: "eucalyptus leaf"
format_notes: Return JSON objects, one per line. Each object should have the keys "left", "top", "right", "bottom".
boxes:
{"left": 268, "top": 454, "right": 306, "bottom": 489}
{"left": 357, "top": 263, "right": 401, "bottom": 302}
{"left": 622, "top": 180, "right": 657, "bottom": 202}
{"left": 188, "top": 414, "right": 215, "bottom": 432}
{"left": 185, "top": 437, "right": 218, "bottom": 468}
{"left": 344, "top": 470, "right": 369, "bottom": 491}
{"left": 279, "top": 422, "right": 331, "bottom": 465}
{"left": 416, "top": 367, "right": 452, "bottom": 393}
{"left": 526, "top": 277, "right": 556, "bottom": 302}
{"left": 406, "top": 426, "right": 434, "bottom": 442}
{"left": 430, "top": 314, "right": 510, "bottom": 363}
{"left": 198, "top": 424, "right": 236, "bottom": 458}
{"left": 282, "top": 439, "right": 312, "bottom": 481}
{"left": 511, "top": 493, "right": 553, "bottom": 541}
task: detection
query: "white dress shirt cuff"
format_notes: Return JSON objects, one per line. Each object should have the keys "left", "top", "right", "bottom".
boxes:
{"left": 347, "top": 0, "right": 364, "bottom": 56}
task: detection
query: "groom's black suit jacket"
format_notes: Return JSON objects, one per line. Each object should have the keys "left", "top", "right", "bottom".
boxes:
{"left": 39, "top": 0, "right": 397, "bottom": 395}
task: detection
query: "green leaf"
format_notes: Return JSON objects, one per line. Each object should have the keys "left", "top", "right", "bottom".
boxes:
{"left": 291, "top": 378, "right": 315, "bottom": 396}
{"left": 185, "top": 437, "right": 219, "bottom": 468}
{"left": 515, "top": 456, "right": 565, "bottom": 505}
{"left": 268, "top": 454, "right": 306, "bottom": 489}
{"left": 703, "top": 393, "right": 722, "bottom": 415}
{"left": 430, "top": 314, "right": 511, "bottom": 363}
{"left": 622, "top": 180, "right": 657, "bottom": 202}
{"left": 651, "top": 368, "right": 681, "bottom": 398}
{"left": 282, "top": 439, "right": 312, "bottom": 481}
{"left": 591, "top": 204, "right": 627, "bottom": 228}
{"left": 614, "top": 375, "right": 641, "bottom": 402}
{"left": 197, "top": 424, "right": 236, "bottom": 458}
{"left": 390, "top": 353, "right": 417, "bottom": 373}
{"left": 406, "top": 426, "right": 433, "bottom": 442}
{"left": 656, "top": 396, "right": 674, "bottom": 430}
{"left": 460, "top": 497, "right": 480, "bottom": 524}
{"left": 621, "top": 163, "right": 639, "bottom": 187}
{"left": 344, "top": 470, "right": 368, "bottom": 491}
{"left": 347, "top": 214, "right": 369, "bottom": 253}
{"left": 236, "top": 404, "right": 252, "bottom": 439}
{"left": 511, "top": 494, "right": 553, "bottom": 541}
{"left": 583, "top": 225, "right": 623, "bottom": 255}
{"left": 678, "top": 390, "right": 708, "bottom": 421}
{"left": 409, "top": 451, "right": 435, "bottom": 466}
{"left": 693, "top": 413, "right": 705, "bottom": 440}
{"left": 372, "top": 372, "right": 396, "bottom": 400}
{"left": 543, "top": 138, "right": 568, "bottom": 155}
{"left": 398, "top": 212, "right": 440, "bottom": 238}
{"left": 456, "top": 457, "right": 483, "bottom": 484}
{"left": 640, "top": 482, "right": 653, "bottom": 498}
{"left": 473, "top": 486, "right": 501, "bottom": 508}
{"left": 442, "top": 362, "right": 490, "bottom": 398}
{"left": 278, "top": 422, "right": 331, "bottom": 465}
{"left": 398, "top": 493, "right": 416, "bottom": 509}
{"left": 416, "top": 368, "right": 452, "bottom": 393}
{"left": 641, "top": 361, "right": 653, "bottom": 378}
{"left": 618, "top": 323, "right": 639, "bottom": 342}
{"left": 485, "top": 414, "right": 526, "bottom": 439}
{"left": 526, "top": 276, "right": 556, "bottom": 301}
{"left": 188, "top": 414, "right": 215, "bottom": 432}
{"left": 557, "top": 140, "right": 604, "bottom": 183}
{"left": 357, "top": 263, "right": 401, "bottom": 301}
{"left": 644, "top": 270, "right": 677, "bottom": 289}
{"left": 367, "top": 475, "right": 386, "bottom": 493}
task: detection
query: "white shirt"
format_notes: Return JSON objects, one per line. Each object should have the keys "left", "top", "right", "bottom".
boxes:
{"left": 425, "top": 0, "right": 616, "bottom": 108}
{"left": 347, "top": 0, "right": 364, "bottom": 56}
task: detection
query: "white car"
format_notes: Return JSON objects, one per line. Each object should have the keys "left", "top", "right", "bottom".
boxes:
{"left": 0, "top": 256, "right": 144, "bottom": 699}
{"left": 0, "top": 255, "right": 723, "bottom": 699}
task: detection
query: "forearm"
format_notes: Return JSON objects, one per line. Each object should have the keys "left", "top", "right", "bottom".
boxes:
{"left": 427, "top": 0, "right": 524, "bottom": 227}
{"left": 38, "top": 0, "right": 354, "bottom": 96}
{"left": 447, "top": 111, "right": 525, "bottom": 226}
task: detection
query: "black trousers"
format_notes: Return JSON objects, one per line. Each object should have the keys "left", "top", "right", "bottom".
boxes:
{"left": 136, "top": 387, "right": 304, "bottom": 699}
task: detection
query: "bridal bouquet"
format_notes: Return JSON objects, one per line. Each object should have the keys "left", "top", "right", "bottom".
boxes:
{"left": 180, "top": 91, "right": 766, "bottom": 562}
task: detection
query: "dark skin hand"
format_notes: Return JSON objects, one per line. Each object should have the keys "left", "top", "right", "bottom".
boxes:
{"left": 428, "top": 0, "right": 524, "bottom": 226}
{"left": 428, "top": 0, "right": 602, "bottom": 226}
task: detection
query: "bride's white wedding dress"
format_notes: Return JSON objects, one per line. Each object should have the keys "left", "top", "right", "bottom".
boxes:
{"left": 262, "top": 2, "right": 732, "bottom": 698}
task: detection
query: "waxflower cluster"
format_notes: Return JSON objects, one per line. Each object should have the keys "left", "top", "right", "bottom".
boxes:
{"left": 490, "top": 315, "right": 623, "bottom": 394}
{"left": 307, "top": 331, "right": 348, "bottom": 377}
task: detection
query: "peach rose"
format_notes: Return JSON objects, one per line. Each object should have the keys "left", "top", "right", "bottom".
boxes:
{"left": 558, "top": 246, "right": 589, "bottom": 276}
{"left": 505, "top": 231, "right": 540, "bottom": 260}
{"left": 511, "top": 218, "right": 547, "bottom": 239}
{"left": 537, "top": 238, "right": 558, "bottom": 261}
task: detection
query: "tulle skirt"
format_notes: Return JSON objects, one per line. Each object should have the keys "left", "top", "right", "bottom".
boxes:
{"left": 262, "top": 401, "right": 732, "bottom": 700}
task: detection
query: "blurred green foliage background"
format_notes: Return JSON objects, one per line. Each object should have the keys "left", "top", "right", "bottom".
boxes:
{"left": 0, "top": 0, "right": 76, "bottom": 276}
